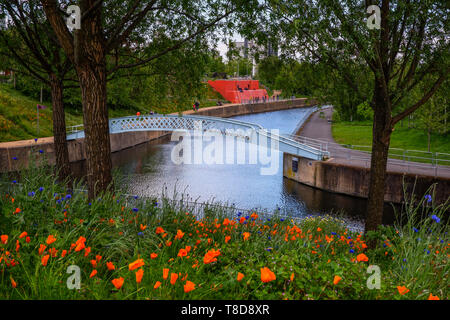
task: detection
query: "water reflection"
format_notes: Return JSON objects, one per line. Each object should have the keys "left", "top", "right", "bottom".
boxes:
{"left": 70, "top": 108, "right": 399, "bottom": 231}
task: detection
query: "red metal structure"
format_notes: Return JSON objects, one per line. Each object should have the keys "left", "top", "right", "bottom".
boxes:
{"left": 207, "top": 79, "right": 268, "bottom": 104}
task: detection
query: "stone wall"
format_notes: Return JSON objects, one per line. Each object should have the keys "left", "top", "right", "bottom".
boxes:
{"left": 283, "top": 153, "right": 450, "bottom": 205}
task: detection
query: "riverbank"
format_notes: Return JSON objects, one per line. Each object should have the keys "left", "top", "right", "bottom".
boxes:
{"left": 283, "top": 107, "right": 450, "bottom": 205}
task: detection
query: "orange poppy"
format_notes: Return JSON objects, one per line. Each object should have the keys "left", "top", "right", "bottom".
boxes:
{"left": 237, "top": 272, "right": 244, "bottom": 281}
{"left": 155, "top": 227, "right": 165, "bottom": 234}
{"left": 90, "top": 270, "right": 97, "bottom": 278}
{"left": 1, "top": 235, "right": 8, "bottom": 244}
{"left": 136, "top": 269, "right": 144, "bottom": 284}
{"left": 428, "top": 293, "right": 439, "bottom": 300}
{"left": 184, "top": 281, "right": 195, "bottom": 293}
{"left": 106, "top": 261, "right": 115, "bottom": 271}
{"left": 150, "top": 253, "right": 158, "bottom": 259}
{"left": 140, "top": 224, "right": 147, "bottom": 231}
{"left": 129, "top": 258, "right": 145, "bottom": 271}
{"left": 41, "top": 254, "right": 50, "bottom": 266}
{"left": 225, "top": 236, "right": 231, "bottom": 243}
{"left": 154, "top": 281, "right": 161, "bottom": 289}
{"left": 243, "top": 232, "right": 250, "bottom": 241}
{"left": 38, "top": 244, "right": 47, "bottom": 255}
{"left": 356, "top": 253, "right": 369, "bottom": 262}
{"left": 11, "top": 277, "right": 17, "bottom": 288}
{"left": 397, "top": 286, "right": 409, "bottom": 295}
{"left": 46, "top": 235, "right": 56, "bottom": 245}
{"left": 112, "top": 277, "right": 124, "bottom": 289}
{"left": 203, "top": 249, "right": 221, "bottom": 264}
{"left": 170, "top": 273, "right": 178, "bottom": 285}
{"left": 178, "top": 248, "right": 188, "bottom": 258}
{"left": 61, "top": 250, "right": 67, "bottom": 258}
{"left": 333, "top": 275, "right": 342, "bottom": 285}
{"left": 290, "top": 273, "right": 294, "bottom": 282}
{"left": 260, "top": 267, "right": 276, "bottom": 283}
{"left": 163, "top": 268, "right": 169, "bottom": 279}
{"left": 19, "top": 232, "right": 27, "bottom": 239}
{"left": 175, "top": 229, "right": 185, "bottom": 240}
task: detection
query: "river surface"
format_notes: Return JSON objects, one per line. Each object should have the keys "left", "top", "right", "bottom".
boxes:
{"left": 74, "top": 107, "right": 399, "bottom": 231}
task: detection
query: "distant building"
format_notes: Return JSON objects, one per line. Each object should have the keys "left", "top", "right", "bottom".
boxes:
{"left": 229, "top": 39, "right": 278, "bottom": 78}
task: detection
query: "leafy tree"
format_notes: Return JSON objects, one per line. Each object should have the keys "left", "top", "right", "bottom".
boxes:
{"left": 251, "top": 0, "right": 449, "bottom": 235}
{"left": 40, "top": 0, "right": 256, "bottom": 199}
{"left": 0, "top": 0, "right": 76, "bottom": 180}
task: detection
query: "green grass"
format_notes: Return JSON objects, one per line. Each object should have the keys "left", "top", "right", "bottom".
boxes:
{"left": 0, "top": 83, "right": 226, "bottom": 142}
{"left": 0, "top": 165, "right": 448, "bottom": 300}
{"left": 332, "top": 121, "right": 450, "bottom": 155}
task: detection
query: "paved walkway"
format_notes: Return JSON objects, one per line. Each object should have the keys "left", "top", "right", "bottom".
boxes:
{"left": 297, "top": 107, "right": 450, "bottom": 179}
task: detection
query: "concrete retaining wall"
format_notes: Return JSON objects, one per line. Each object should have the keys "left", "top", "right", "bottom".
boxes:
{"left": 0, "top": 98, "right": 317, "bottom": 172}
{"left": 283, "top": 153, "right": 450, "bottom": 205}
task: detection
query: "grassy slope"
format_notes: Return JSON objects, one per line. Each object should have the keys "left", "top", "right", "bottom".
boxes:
{"left": 332, "top": 120, "right": 450, "bottom": 154}
{"left": 0, "top": 83, "right": 226, "bottom": 142}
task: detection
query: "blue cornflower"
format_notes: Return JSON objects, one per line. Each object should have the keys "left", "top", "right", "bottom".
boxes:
{"left": 34, "top": 138, "right": 38, "bottom": 142}
{"left": 424, "top": 194, "right": 432, "bottom": 203}
{"left": 12, "top": 180, "right": 17, "bottom": 184}
{"left": 28, "top": 191, "right": 35, "bottom": 197}
{"left": 134, "top": 195, "right": 138, "bottom": 200}
{"left": 39, "top": 150, "right": 43, "bottom": 154}
{"left": 331, "top": 232, "right": 337, "bottom": 235}
{"left": 88, "top": 203, "right": 92, "bottom": 206}
{"left": 237, "top": 212, "right": 242, "bottom": 217}
{"left": 280, "top": 218, "right": 284, "bottom": 222}
{"left": 403, "top": 258, "right": 407, "bottom": 262}
{"left": 12, "top": 157, "right": 18, "bottom": 160}
{"left": 245, "top": 215, "right": 250, "bottom": 220}
{"left": 417, "top": 238, "right": 421, "bottom": 241}
{"left": 427, "top": 250, "right": 430, "bottom": 254}
{"left": 65, "top": 194, "right": 72, "bottom": 200}
{"left": 133, "top": 208, "right": 139, "bottom": 212}
{"left": 413, "top": 228, "right": 419, "bottom": 233}
{"left": 349, "top": 249, "right": 355, "bottom": 254}
{"left": 39, "top": 187, "right": 44, "bottom": 192}
{"left": 138, "top": 232, "right": 144, "bottom": 237}
{"left": 431, "top": 215, "right": 440, "bottom": 223}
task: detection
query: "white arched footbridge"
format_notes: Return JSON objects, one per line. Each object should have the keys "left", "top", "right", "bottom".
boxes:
{"left": 66, "top": 114, "right": 330, "bottom": 161}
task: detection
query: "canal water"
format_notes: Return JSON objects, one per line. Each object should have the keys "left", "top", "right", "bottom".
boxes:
{"left": 71, "top": 107, "right": 403, "bottom": 231}
{"left": 78, "top": 106, "right": 397, "bottom": 232}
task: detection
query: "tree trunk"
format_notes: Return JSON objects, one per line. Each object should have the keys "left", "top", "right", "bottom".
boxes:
{"left": 50, "top": 74, "right": 71, "bottom": 182}
{"left": 427, "top": 128, "right": 431, "bottom": 152}
{"left": 78, "top": 62, "right": 113, "bottom": 199}
{"left": 365, "top": 83, "right": 392, "bottom": 234}
{"left": 75, "top": 4, "right": 113, "bottom": 199}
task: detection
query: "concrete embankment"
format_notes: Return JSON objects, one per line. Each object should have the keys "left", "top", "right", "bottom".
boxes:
{"left": 0, "top": 98, "right": 317, "bottom": 172}
{"left": 283, "top": 108, "right": 450, "bottom": 205}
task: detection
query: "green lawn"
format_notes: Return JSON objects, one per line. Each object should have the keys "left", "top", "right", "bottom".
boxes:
{"left": 332, "top": 121, "right": 450, "bottom": 155}
{"left": 0, "top": 83, "right": 224, "bottom": 142}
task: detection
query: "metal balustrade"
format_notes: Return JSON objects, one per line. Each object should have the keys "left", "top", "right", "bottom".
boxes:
{"left": 66, "top": 114, "right": 330, "bottom": 161}
{"left": 283, "top": 134, "right": 450, "bottom": 177}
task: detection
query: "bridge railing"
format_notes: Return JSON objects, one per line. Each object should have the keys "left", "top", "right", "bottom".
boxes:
{"left": 66, "top": 114, "right": 330, "bottom": 161}
{"left": 284, "top": 134, "right": 450, "bottom": 176}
